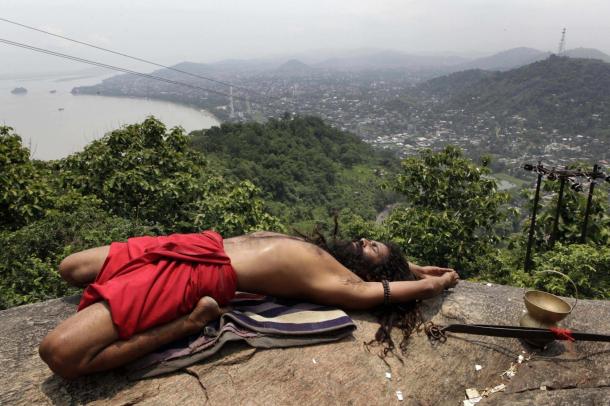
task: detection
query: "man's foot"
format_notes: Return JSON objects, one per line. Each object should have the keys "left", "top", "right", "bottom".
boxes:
{"left": 187, "top": 297, "right": 227, "bottom": 330}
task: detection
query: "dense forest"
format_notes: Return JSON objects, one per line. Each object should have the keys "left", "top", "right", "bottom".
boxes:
{"left": 190, "top": 115, "right": 398, "bottom": 226}
{"left": 1, "top": 116, "right": 609, "bottom": 310}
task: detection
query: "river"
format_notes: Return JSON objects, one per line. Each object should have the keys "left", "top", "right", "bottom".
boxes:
{"left": 0, "top": 72, "right": 220, "bottom": 160}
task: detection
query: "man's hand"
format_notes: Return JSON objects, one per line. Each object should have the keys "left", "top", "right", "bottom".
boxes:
{"left": 440, "top": 270, "right": 459, "bottom": 289}
{"left": 424, "top": 270, "right": 460, "bottom": 296}
{"left": 419, "top": 266, "right": 455, "bottom": 277}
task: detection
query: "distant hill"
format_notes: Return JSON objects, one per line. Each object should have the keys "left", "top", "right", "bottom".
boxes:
{"left": 417, "top": 69, "right": 495, "bottom": 99}
{"left": 275, "top": 59, "right": 317, "bottom": 76}
{"left": 71, "top": 61, "right": 234, "bottom": 120}
{"left": 564, "top": 47, "right": 610, "bottom": 63}
{"left": 315, "top": 50, "right": 468, "bottom": 71}
{"left": 206, "top": 58, "right": 282, "bottom": 73}
{"left": 452, "top": 47, "right": 550, "bottom": 72}
{"left": 432, "top": 55, "right": 610, "bottom": 133}
{"left": 447, "top": 47, "right": 610, "bottom": 73}
{"left": 183, "top": 47, "right": 610, "bottom": 74}
{"left": 167, "top": 61, "right": 219, "bottom": 75}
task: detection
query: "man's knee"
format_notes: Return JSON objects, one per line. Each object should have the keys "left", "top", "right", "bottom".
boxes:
{"left": 39, "top": 332, "right": 82, "bottom": 380}
{"left": 58, "top": 255, "right": 84, "bottom": 286}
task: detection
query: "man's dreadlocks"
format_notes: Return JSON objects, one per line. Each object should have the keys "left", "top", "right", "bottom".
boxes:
{"left": 296, "top": 219, "right": 424, "bottom": 358}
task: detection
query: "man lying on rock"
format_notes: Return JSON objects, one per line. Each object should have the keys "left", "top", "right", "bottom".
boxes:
{"left": 39, "top": 229, "right": 459, "bottom": 380}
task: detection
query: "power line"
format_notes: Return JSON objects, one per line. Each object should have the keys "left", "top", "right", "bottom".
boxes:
{"left": 0, "top": 37, "right": 281, "bottom": 105}
{"left": 0, "top": 16, "right": 264, "bottom": 98}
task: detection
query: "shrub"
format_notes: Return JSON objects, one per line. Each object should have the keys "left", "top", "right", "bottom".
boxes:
{"left": 0, "top": 205, "right": 153, "bottom": 309}
{"left": 384, "top": 146, "right": 512, "bottom": 276}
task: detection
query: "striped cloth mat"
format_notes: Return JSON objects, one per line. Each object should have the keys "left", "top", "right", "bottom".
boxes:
{"left": 126, "top": 293, "right": 356, "bottom": 379}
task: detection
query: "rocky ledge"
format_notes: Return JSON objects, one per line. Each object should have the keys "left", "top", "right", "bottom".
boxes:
{"left": 1, "top": 281, "right": 609, "bottom": 405}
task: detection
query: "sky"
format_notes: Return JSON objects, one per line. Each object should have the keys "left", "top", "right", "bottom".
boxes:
{"left": 2, "top": 0, "right": 610, "bottom": 75}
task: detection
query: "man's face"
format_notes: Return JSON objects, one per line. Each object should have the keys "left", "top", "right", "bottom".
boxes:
{"left": 352, "top": 238, "right": 390, "bottom": 266}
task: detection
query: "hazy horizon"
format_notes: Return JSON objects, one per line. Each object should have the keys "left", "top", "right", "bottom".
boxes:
{"left": 2, "top": 0, "right": 610, "bottom": 75}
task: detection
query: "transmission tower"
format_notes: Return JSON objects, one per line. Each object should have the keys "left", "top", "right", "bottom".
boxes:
{"left": 558, "top": 28, "right": 566, "bottom": 55}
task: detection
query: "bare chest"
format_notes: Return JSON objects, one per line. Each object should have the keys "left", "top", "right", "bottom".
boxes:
{"left": 223, "top": 237, "right": 353, "bottom": 297}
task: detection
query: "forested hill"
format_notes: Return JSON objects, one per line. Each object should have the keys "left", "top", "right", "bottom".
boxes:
{"left": 426, "top": 55, "right": 610, "bottom": 134}
{"left": 190, "top": 116, "right": 398, "bottom": 224}
{"left": 417, "top": 69, "right": 494, "bottom": 99}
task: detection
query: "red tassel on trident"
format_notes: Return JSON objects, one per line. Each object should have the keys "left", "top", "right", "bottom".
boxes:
{"left": 549, "top": 327, "right": 575, "bottom": 342}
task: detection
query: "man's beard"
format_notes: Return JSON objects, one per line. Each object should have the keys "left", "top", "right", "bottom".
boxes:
{"left": 329, "top": 239, "right": 371, "bottom": 278}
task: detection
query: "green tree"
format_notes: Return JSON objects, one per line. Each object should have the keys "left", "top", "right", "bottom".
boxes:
{"left": 56, "top": 118, "right": 207, "bottom": 226}
{"left": 531, "top": 243, "right": 610, "bottom": 299}
{"left": 0, "top": 126, "right": 52, "bottom": 230}
{"left": 56, "top": 117, "right": 281, "bottom": 235}
{"left": 192, "top": 178, "right": 284, "bottom": 236}
{"left": 383, "top": 146, "right": 511, "bottom": 276}
{"left": 490, "top": 243, "right": 610, "bottom": 300}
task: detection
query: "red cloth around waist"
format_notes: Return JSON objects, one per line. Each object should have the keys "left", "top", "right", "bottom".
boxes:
{"left": 78, "top": 230, "right": 237, "bottom": 339}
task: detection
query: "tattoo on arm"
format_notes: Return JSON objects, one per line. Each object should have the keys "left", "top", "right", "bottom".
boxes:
{"left": 341, "top": 275, "right": 364, "bottom": 286}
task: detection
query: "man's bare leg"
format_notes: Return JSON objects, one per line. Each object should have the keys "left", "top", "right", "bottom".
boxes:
{"left": 39, "top": 297, "right": 225, "bottom": 380}
{"left": 59, "top": 246, "right": 110, "bottom": 287}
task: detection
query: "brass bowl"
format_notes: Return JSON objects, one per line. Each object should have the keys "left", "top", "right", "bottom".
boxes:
{"left": 519, "top": 313, "right": 557, "bottom": 347}
{"left": 524, "top": 290, "right": 572, "bottom": 323}
{"left": 519, "top": 312, "right": 557, "bottom": 329}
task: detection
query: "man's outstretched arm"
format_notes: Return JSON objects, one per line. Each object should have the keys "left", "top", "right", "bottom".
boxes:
{"left": 321, "top": 271, "right": 459, "bottom": 310}
{"left": 408, "top": 262, "right": 456, "bottom": 278}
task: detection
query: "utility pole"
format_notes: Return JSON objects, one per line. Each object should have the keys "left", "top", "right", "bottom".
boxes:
{"left": 581, "top": 164, "right": 599, "bottom": 243}
{"left": 525, "top": 166, "right": 543, "bottom": 272}
{"left": 549, "top": 175, "right": 566, "bottom": 247}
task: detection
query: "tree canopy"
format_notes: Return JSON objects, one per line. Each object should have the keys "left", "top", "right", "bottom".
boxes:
{"left": 382, "top": 146, "right": 512, "bottom": 276}
{"left": 190, "top": 115, "right": 398, "bottom": 225}
{"left": 0, "top": 126, "right": 52, "bottom": 230}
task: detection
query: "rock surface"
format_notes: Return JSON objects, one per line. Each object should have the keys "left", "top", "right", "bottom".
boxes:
{"left": 1, "top": 282, "right": 609, "bottom": 405}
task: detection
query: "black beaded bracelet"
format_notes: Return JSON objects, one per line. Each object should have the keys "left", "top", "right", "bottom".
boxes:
{"left": 382, "top": 279, "right": 391, "bottom": 306}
